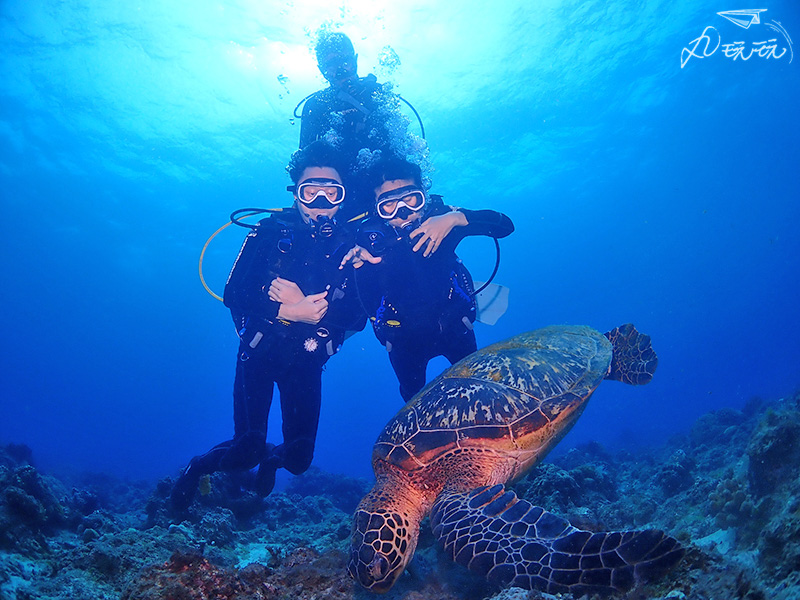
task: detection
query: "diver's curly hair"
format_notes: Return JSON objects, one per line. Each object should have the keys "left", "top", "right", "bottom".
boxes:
{"left": 286, "top": 141, "right": 349, "bottom": 183}
{"left": 366, "top": 154, "right": 426, "bottom": 193}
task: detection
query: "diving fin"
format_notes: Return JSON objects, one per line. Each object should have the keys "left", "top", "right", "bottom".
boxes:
{"left": 474, "top": 282, "right": 509, "bottom": 326}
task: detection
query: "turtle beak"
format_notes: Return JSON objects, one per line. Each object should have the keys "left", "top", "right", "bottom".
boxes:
{"left": 368, "top": 555, "right": 390, "bottom": 580}
{"left": 348, "top": 548, "right": 397, "bottom": 592}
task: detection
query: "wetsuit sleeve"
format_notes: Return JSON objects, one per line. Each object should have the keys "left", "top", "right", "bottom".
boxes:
{"left": 318, "top": 227, "right": 369, "bottom": 333}
{"left": 325, "top": 266, "right": 368, "bottom": 333}
{"left": 352, "top": 220, "right": 394, "bottom": 318}
{"left": 223, "top": 222, "right": 281, "bottom": 321}
{"left": 457, "top": 208, "right": 515, "bottom": 239}
{"left": 299, "top": 93, "right": 327, "bottom": 148}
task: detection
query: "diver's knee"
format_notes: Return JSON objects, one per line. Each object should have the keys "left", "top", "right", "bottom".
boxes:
{"left": 282, "top": 440, "right": 314, "bottom": 475}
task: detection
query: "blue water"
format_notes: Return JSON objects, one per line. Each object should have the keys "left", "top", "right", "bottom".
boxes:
{"left": 1, "top": 0, "right": 798, "bottom": 483}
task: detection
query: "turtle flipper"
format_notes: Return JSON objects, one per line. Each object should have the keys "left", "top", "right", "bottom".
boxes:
{"left": 431, "top": 485, "right": 683, "bottom": 595}
{"left": 603, "top": 323, "right": 658, "bottom": 385}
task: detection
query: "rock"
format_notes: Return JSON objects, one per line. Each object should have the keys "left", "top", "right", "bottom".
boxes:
{"left": 198, "top": 508, "right": 237, "bottom": 547}
{"left": 81, "top": 527, "right": 100, "bottom": 543}
{"left": 747, "top": 407, "right": 800, "bottom": 496}
{"left": 695, "top": 528, "right": 736, "bottom": 555}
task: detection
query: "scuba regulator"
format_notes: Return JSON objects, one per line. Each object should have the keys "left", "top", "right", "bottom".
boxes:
{"left": 312, "top": 214, "right": 336, "bottom": 238}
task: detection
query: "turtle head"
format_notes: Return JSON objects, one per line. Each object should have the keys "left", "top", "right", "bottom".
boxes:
{"left": 348, "top": 506, "right": 417, "bottom": 592}
{"left": 347, "top": 468, "right": 426, "bottom": 594}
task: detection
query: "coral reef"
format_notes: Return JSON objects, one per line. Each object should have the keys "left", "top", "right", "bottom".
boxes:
{"left": 747, "top": 405, "right": 800, "bottom": 496}
{"left": 0, "top": 460, "right": 70, "bottom": 553}
{"left": 121, "top": 551, "right": 273, "bottom": 600}
{"left": 284, "top": 466, "right": 371, "bottom": 514}
{"left": 2, "top": 391, "right": 800, "bottom": 599}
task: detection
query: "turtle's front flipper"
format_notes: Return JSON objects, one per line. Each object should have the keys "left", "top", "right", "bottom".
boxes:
{"left": 431, "top": 485, "right": 682, "bottom": 595}
{"left": 603, "top": 323, "right": 658, "bottom": 385}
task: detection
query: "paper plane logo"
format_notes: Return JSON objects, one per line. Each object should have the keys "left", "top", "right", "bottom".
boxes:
{"left": 681, "top": 8, "right": 793, "bottom": 68}
{"left": 716, "top": 9, "right": 768, "bottom": 29}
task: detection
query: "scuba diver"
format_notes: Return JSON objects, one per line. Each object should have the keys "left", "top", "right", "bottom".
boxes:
{"left": 171, "top": 141, "right": 366, "bottom": 511}
{"left": 297, "top": 31, "right": 423, "bottom": 220}
{"left": 342, "top": 156, "right": 515, "bottom": 403}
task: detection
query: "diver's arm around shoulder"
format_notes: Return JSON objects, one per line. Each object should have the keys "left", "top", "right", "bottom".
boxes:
{"left": 457, "top": 207, "right": 515, "bottom": 239}
{"left": 442, "top": 207, "right": 469, "bottom": 228}
{"left": 407, "top": 207, "right": 468, "bottom": 256}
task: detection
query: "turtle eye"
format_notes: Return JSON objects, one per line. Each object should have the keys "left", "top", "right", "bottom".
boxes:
{"left": 368, "top": 554, "right": 389, "bottom": 580}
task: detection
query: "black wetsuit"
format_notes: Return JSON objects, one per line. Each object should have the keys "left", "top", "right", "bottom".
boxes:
{"left": 299, "top": 75, "right": 400, "bottom": 218}
{"left": 173, "top": 210, "right": 365, "bottom": 505}
{"left": 300, "top": 74, "right": 387, "bottom": 157}
{"left": 357, "top": 204, "right": 514, "bottom": 402}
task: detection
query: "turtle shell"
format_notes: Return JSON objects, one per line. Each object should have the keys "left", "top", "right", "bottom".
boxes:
{"left": 374, "top": 325, "right": 613, "bottom": 469}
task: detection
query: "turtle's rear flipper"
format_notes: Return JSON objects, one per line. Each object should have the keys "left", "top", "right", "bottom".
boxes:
{"left": 603, "top": 323, "right": 658, "bottom": 385}
{"left": 431, "top": 485, "right": 682, "bottom": 595}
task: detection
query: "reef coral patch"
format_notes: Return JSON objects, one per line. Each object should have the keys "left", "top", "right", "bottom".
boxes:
{"left": 2, "top": 391, "right": 800, "bottom": 599}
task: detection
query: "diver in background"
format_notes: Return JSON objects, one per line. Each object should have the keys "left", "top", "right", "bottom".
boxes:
{"left": 343, "top": 156, "right": 515, "bottom": 403}
{"left": 298, "top": 31, "right": 418, "bottom": 219}
{"left": 171, "top": 141, "right": 365, "bottom": 511}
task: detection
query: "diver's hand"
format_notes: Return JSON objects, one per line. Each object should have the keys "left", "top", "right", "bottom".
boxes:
{"left": 410, "top": 211, "right": 468, "bottom": 257}
{"left": 339, "top": 245, "right": 382, "bottom": 269}
{"left": 277, "top": 291, "right": 329, "bottom": 324}
{"left": 268, "top": 277, "right": 305, "bottom": 304}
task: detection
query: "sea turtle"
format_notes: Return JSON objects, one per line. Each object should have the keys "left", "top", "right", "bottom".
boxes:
{"left": 348, "top": 324, "right": 683, "bottom": 595}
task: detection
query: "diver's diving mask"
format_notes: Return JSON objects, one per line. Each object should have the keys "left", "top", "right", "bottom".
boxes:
{"left": 288, "top": 178, "right": 346, "bottom": 208}
{"left": 376, "top": 186, "right": 426, "bottom": 220}
{"left": 320, "top": 53, "right": 356, "bottom": 82}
